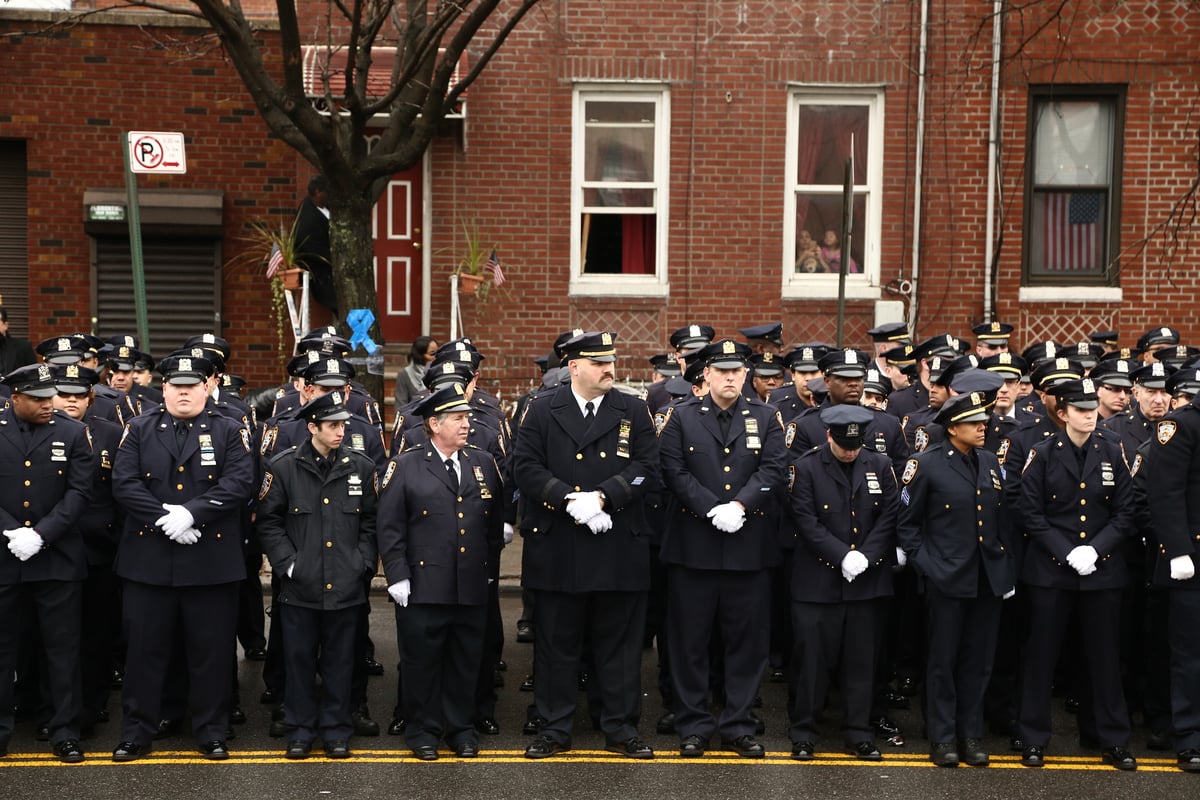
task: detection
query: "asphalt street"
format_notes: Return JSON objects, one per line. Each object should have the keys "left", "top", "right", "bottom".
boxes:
{"left": 2, "top": 583, "right": 1197, "bottom": 799}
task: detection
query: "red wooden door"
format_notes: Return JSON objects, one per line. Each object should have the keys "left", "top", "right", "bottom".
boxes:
{"left": 373, "top": 167, "right": 424, "bottom": 344}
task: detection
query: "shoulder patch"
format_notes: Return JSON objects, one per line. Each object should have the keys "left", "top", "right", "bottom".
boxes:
{"left": 239, "top": 427, "right": 252, "bottom": 453}
{"left": 784, "top": 422, "right": 797, "bottom": 449}
{"left": 996, "top": 437, "right": 1011, "bottom": 463}
{"left": 901, "top": 458, "right": 918, "bottom": 485}
{"left": 118, "top": 424, "right": 131, "bottom": 449}
{"left": 380, "top": 460, "right": 397, "bottom": 490}
{"left": 260, "top": 426, "right": 277, "bottom": 456}
{"left": 1157, "top": 420, "right": 1178, "bottom": 445}
{"left": 787, "top": 463, "right": 796, "bottom": 493}
{"left": 85, "top": 427, "right": 94, "bottom": 451}
{"left": 1023, "top": 448, "right": 1037, "bottom": 472}
{"left": 655, "top": 405, "right": 675, "bottom": 436}
{"left": 258, "top": 471, "right": 273, "bottom": 501}
{"left": 1130, "top": 452, "right": 1143, "bottom": 478}
{"left": 914, "top": 426, "right": 930, "bottom": 452}
{"left": 774, "top": 409, "right": 785, "bottom": 430}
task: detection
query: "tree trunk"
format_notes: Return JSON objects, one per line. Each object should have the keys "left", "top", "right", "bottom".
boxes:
{"left": 329, "top": 190, "right": 385, "bottom": 404}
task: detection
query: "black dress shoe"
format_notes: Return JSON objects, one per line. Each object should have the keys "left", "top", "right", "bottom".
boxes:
{"left": 1009, "top": 736, "right": 1024, "bottom": 752}
{"left": 769, "top": 668, "right": 786, "bottom": 683}
{"left": 577, "top": 672, "right": 590, "bottom": 691}
{"left": 751, "top": 711, "right": 766, "bottom": 735}
{"left": 897, "top": 676, "right": 918, "bottom": 696}
{"left": 36, "top": 725, "right": 50, "bottom": 742}
{"left": 1178, "top": 749, "right": 1200, "bottom": 773}
{"left": 523, "top": 713, "right": 546, "bottom": 735}
{"left": 930, "top": 742, "right": 959, "bottom": 767}
{"left": 1101, "top": 746, "right": 1137, "bottom": 771}
{"left": 112, "top": 741, "right": 151, "bottom": 762}
{"left": 656, "top": 712, "right": 676, "bottom": 735}
{"left": 352, "top": 708, "right": 380, "bottom": 737}
{"left": 324, "top": 740, "right": 351, "bottom": 759}
{"left": 519, "top": 675, "right": 535, "bottom": 692}
{"left": 680, "top": 735, "right": 706, "bottom": 757}
{"left": 846, "top": 740, "right": 882, "bottom": 761}
{"left": 153, "top": 719, "right": 181, "bottom": 740}
{"left": 883, "top": 689, "right": 910, "bottom": 709}
{"left": 524, "top": 734, "right": 569, "bottom": 759}
{"left": 496, "top": 660, "right": 507, "bottom": 671}
{"left": 872, "top": 716, "right": 901, "bottom": 737}
{"left": 1064, "top": 697, "right": 1080, "bottom": 714}
{"left": 474, "top": 717, "right": 500, "bottom": 735}
{"left": 456, "top": 740, "right": 479, "bottom": 758}
{"left": 723, "top": 735, "right": 765, "bottom": 758}
{"left": 199, "top": 740, "right": 229, "bottom": 760}
{"left": 387, "top": 718, "right": 406, "bottom": 736}
{"left": 110, "top": 670, "right": 124, "bottom": 689}
{"left": 1148, "top": 731, "right": 1173, "bottom": 751}
{"left": 516, "top": 621, "right": 534, "bottom": 643}
{"left": 790, "top": 740, "right": 815, "bottom": 761}
{"left": 959, "top": 738, "right": 988, "bottom": 766}
{"left": 53, "top": 739, "right": 85, "bottom": 763}
{"left": 285, "top": 740, "right": 311, "bottom": 759}
{"left": 412, "top": 744, "right": 439, "bottom": 761}
{"left": 363, "top": 658, "right": 385, "bottom": 676}
{"left": 259, "top": 689, "right": 278, "bottom": 704}
{"left": 1021, "top": 745, "right": 1045, "bottom": 767}
{"left": 244, "top": 648, "right": 267, "bottom": 662}
{"left": 229, "top": 707, "right": 247, "bottom": 725}
{"left": 605, "top": 736, "right": 653, "bottom": 759}
{"left": 269, "top": 717, "right": 287, "bottom": 737}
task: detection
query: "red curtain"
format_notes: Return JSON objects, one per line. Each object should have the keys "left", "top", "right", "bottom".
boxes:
{"left": 621, "top": 214, "right": 655, "bottom": 274}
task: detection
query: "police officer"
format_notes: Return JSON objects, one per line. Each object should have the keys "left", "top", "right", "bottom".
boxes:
{"left": 110, "top": 354, "right": 255, "bottom": 762}
{"left": 867, "top": 322, "right": 912, "bottom": 373}
{"left": 377, "top": 384, "right": 504, "bottom": 760}
{"left": 513, "top": 331, "right": 660, "bottom": 760}
{"left": 787, "top": 404, "right": 898, "bottom": 762}
{"left": 255, "top": 391, "right": 378, "bottom": 760}
{"left": 897, "top": 391, "right": 1014, "bottom": 768}
{"left": 769, "top": 344, "right": 830, "bottom": 421}
{"left": 973, "top": 322, "right": 1014, "bottom": 358}
{"left": 657, "top": 339, "right": 787, "bottom": 758}
{"left": 0, "top": 364, "right": 93, "bottom": 762}
{"left": 1016, "top": 378, "right": 1137, "bottom": 770}
{"left": 747, "top": 352, "right": 786, "bottom": 402}
{"left": 644, "top": 353, "right": 682, "bottom": 415}
{"left": 886, "top": 335, "right": 962, "bottom": 419}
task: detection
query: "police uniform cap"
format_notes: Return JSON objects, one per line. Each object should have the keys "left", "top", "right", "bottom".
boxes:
{"left": 221, "top": 373, "right": 247, "bottom": 391}
{"left": 169, "top": 346, "right": 225, "bottom": 374}
{"left": 1020, "top": 341, "right": 1064, "bottom": 367}
{"left": 785, "top": 343, "right": 831, "bottom": 372}
{"left": 700, "top": 339, "right": 752, "bottom": 370}
{"left": 1152, "top": 344, "right": 1200, "bottom": 369}
{"left": 436, "top": 338, "right": 481, "bottom": 357}
{"left": 934, "top": 391, "right": 993, "bottom": 426}
{"left": 950, "top": 368, "right": 1005, "bottom": 395}
{"left": 1089, "top": 359, "right": 1134, "bottom": 389}
{"left": 562, "top": 331, "right": 618, "bottom": 363}
{"left": 106, "top": 345, "right": 147, "bottom": 371}
{"left": 881, "top": 344, "right": 916, "bottom": 367}
{"left": 1167, "top": 368, "right": 1200, "bottom": 397}
{"left": 664, "top": 376, "right": 692, "bottom": 398}
{"left": 3, "top": 363, "right": 59, "bottom": 398}
{"left": 304, "top": 390, "right": 352, "bottom": 423}
{"left": 807, "top": 376, "right": 829, "bottom": 401}
{"left": 301, "top": 357, "right": 355, "bottom": 387}
{"left": 669, "top": 324, "right": 715, "bottom": 355}
{"left": 683, "top": 358, "right": 707, "bottom": 386}
{"left": 1069, "top": 341, "right": 1105, "bottom": 370}
{"left": 912, "top": 334, "right": 964, "bottom": 362}
{"left": 533, "top": 354, "right": 551, "bottom": 374}
{"left": 542, "top": 365, "right": 569, "bottom": 390}
{"left": 1129, "top": 361, "right": 1176, "bottom": 389}
{"left": 416, "top": 383, "right": 472, "bottom": 417}
{"left": 820, "top": 403, "right": 874, "bottom": 448}
{"left": 107, "top": 334, "right": 140, "bottom": 350}
{"left": 863, "top": 368, "right": 892, "bottom": 397}
{"left": 972, "top": 321, "right": 1014, "bottom": 345}
{"left": 649, "top": 353, "right": 681, "bottom": 377}
{"left": 980, "top": 352, "right": 1027, "bottom": 378}
{"left": 297, "top": 334, "right": 352, "bottom": 357}
{"left": 1047, "top": 378, "right": 1100, "bottom": 410}
{"left": 157, "top": 354, "right": 214, "bottom": 385}
{"left": 52, "top": 364, "right": 99, "bottom": 394}
{"left": 423, "top": 359, "right": 475, "bottom": 390}
{"left": 36, "top": 336, "right": 87, "bottom": 365}
{"left": 286, "top": 350, "right": 323, "bottom": 378}
{"left": 1090, "top": 330, "right": 1119, "bottom": 347}
{"left": 183, "top": 333, "right": 232, "bottom": 362}
{"left": 1137, "top": 326, "right": 1180, "bottom": 351}
{"left": 69, "top": 333, "right": 105, "bottom": 357}
{"left": 1099, "top": 346, "right": 1143, "bottom": 363}
{"left": 867, "top": 321, "right": 911, "bottom": 344}
{"left": 552, "top": 329, "right": 586, "bottom": 360}
{"left": 818, "top": 349, "right": 870, "bottom": 378}
{"left": 749, "top": 352, "right": 785, "bottom": 377}
{"left": 738, "top": 323, "right": 783, "bottom": 345}
{"left": 1029, "top": 357, "right": 1084, "bottom": 391}
{"left": 428, "top": 348, "right": 482, "bottom": 377}
{"left": 932, "top": 354, "right": 982, "bottom": 387}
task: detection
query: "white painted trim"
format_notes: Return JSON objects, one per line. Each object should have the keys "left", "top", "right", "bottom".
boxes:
{"left": 781, "top": 279, "right": 881, "bottom": 301}
{"left": 1018, "top": 285, "right": 1123, "bottom": 303}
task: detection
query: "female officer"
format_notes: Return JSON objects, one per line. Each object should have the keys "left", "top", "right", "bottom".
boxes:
{"left": 1016, "top": 378, "right": 1137, "bottom": 770}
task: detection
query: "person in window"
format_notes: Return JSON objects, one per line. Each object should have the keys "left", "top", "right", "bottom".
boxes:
{"left": 795, "top": 230, "right": 822, "bottom": 273}
{"left": 817, "top": 230, "right": 859, "bottom": 274}
{"left": 294, "top": 175, "right": 337, "bottom": 317}
{"left": 393, "top": 336, "right": 439, "bottom": 411}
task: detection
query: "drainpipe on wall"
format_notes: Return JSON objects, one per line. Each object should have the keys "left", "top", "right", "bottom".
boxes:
{"left": 908, "top": 0, "right": 930, "bottom": 332}
{"left": 983, "top": 0, "right": 1004, "bottom": 323}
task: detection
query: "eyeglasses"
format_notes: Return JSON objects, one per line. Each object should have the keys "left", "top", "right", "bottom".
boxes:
{"left": 1099, "top": 385, "right": 1132, "bottom": 394}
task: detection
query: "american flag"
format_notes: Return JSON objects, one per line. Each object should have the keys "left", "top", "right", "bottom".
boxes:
{"left": 486, "top": 249, "right": 506, "bottom": 286}
{"left": 1043, "top": 191, "right": 1103, "bottom": 271}
{"left": 266, "top": 242, "right": 284, "bottom": 279}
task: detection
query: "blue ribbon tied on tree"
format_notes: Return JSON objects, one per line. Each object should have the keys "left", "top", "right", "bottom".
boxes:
{"left": 345, "top": 308, "right": 379, "bottom": 355}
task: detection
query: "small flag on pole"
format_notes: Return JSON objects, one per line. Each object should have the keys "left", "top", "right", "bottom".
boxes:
{"left": 486, "top": 249, "right": 505, "bottom": 286}
{"left": 266, "top": 242, "right": 284, "bottom": 279}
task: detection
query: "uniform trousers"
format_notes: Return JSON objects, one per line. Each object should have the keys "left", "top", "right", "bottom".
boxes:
{"left": 667, "top": 567, "right": 768, "bottom": 742}
{"left": 923, "top": 582, "right": 1002, "bottom": 743}
{"left": 396, "top": 602, "right": 486, "bottom": 750}
{"left": 533, "top": 589, "right": 647, "bottom": 745}
{"left": 1169, "top": 590, "right": 1200, "bottom": 751}
{"left": 788, "top": 598, "right": 880, "bottom": 745}
{"left": 236, "top": 545, "right": 267, "bottom": 654}
{"left": 279, "top": 603, "right": 358, "bottom": 743}
{"left": 119, "top": 580, "right": 238, "bottom": 746}
{"left": 1018, "top": 586, "right": 1128, "bottom": 749}
{"left": 0, "top": 581, "right": 82, "bottom": 747}
{"left": 1143, "top": 587, "right": 1173, "bottom": 736}
{"left": 473, "top": 578, "right": 503, "bottom": 720}
{"left": 80, "top": 564, "right": 121, "bottom": 727}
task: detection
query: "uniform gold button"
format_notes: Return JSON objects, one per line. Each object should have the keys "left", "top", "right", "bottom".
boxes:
{"left": 978, "top": 520, "right": 983, "bottom": 527}
{"left": 1079, "top": 532, "right": 1087, "bottom": 539}
{"left": 24, "top": 520, "right": 31, "bottom": 526}
{"left": 822, "top": 505, "right": 829, "bottom": 510}
{"left": 422, "top": 510, "right": 428, "bottom": 515}
{"left": 849, "top": 544, "right": 856, "bottom": 550}
{"left": 532, "top": 528, "right": 538, "bottom": 533}
{"left": 458, "top": 512, "right": 464, "bottom": 519}
{"left": 1080, "top": 515, "right": 1086, "bottom": 522}
{"left": 23, "top": 460, "right": 30, "bottom": 467}
{"left": 1079, "top": 483, "right": 1086, "bottom": 489}
{"left": 724, "top": 484, "right": 732, "bottom": 490}
{"left": 978, "top": 536, "right": 984, "bottom": 542}
{"left": 853, "top": 528, "right": 859, "bottom": 534}
{"left": 688, "top": 447, "right": 695, "bottom": 452}
{"left": 1080, "top": 499, "right": 1087, "bottom": 506}
{"left": 723, "top": 466, "right": 731, "bottom": 472}
{"left": 326, "top": 541, "right": 333, "bottom": 548}
{"left": 458, "top": 497, "right": 463, "bottom": 503}
{"left": 323, "top": 498, "right": 330, "bottom": 504}
{"left": 216, "top": 533, "right": 221, "bottom": 539}
{"left": 576, "top": 454, "right": 583, "bottom": 460}
{"left": 977, "top": 505, "right": 982, "bottom": 511}
{"left": 177, "top": 484, "right": 183, "bottom": 490}
{"left": 22, "top": 501, "right": 29, "bottom": 508}
{"left": 23, "top": 480, "right": 29, "bottom": 487}
{"left": 724, "top": 448, "right": 731, "bottom": 454}
{"left": 460, "top": 530, "right": 466, "bottom": 535}
{"left": 419, "top": 561, "right": 425, "bottom": 566}
{"left": 600, "top": 452, "right": 607, "bottom": 458}
{"left": 178, "top": 466, "right": 185, "bottom": 473}
{"left": 460, "top": 546, "right": 466, "bottom": 553}
{"left": 945, "top": 504, "right": 951, "bottom": 510}
{"left": 325, "top": 583, "right": 333, "bottom": 590}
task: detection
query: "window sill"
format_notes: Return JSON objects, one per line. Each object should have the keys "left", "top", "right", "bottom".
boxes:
{"left": 1018, "top": 286, "right": 1122, "bottom": 303}
{"left": 569, "top": 277, "right": 669, "bottom": 298}
{"left": 782, "top": 278, "right": 880, "bottom": 301}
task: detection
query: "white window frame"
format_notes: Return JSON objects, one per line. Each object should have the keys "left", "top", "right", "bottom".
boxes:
{"left": 0, "top": 0, "right": 72, "bottom": 9}
{"left": 569, "top": 84, "right": 670, "bottom": 297}
{"left": 782, "top": 86, "right": 884, "bottom": 300}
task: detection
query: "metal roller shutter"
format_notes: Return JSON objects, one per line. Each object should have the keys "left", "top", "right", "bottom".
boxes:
{"left": 0, "top": 141, "right": 30, "bottom": 335}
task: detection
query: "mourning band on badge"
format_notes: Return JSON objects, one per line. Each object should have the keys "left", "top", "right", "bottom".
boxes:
{"left": 617, "top": 419, "right": 632, "bottom": 458}
{"left": 744, "top": 417, "right": 761, "bottom": 450}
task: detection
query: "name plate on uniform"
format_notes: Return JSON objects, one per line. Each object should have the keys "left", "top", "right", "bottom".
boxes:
{"left": 617, "top": 419, "right": 632, "bottom": 459}
{"left": 744, "top": 418, "right": 761, "bottom": 450}
{"left": 473, "top": 465, "right": 493, "bottom": 499}
{"left": 1100, "top": 462, "right": 1115, "bottom": 486}
{"left": 865, "top": 471, "right": 882, "bottom": 494}
{"left": 347, "top": 474, "right": 363, "bottom": 496}
{"left": 51, "top": 442, "right": 67, "bottom": 462}
{"left": 198, "top": 434, "right": 217, "bottom": 466}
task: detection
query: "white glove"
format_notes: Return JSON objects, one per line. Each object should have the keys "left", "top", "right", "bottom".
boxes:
{"left": 706, "top": 502, "right": 746, "bottom": 533}
{"left": 503, "top": 523, "right": 515, "bottom": 545}
{"left": 585, "top": 511, "right": 613, "bottom": 534}
{"left": 840, "top": 550, "right": 869, "bottom": 582}
{"left": 156, "top": 504, "right": 195, "bottom": 539}
{"left": 1170, "top": 555, "right": 1196, "bottom": 581}
{"left": 167, "top": 526, "right": 201, "bottom": 545}
{"left": 388, "top": 579, "right": 411, "bottom": 607}
{"left": 895, "top": 546, "right": 908, "bottom": 567}
{"left": 565, "top": 491, "right": 604, "bottom": 524}
{"left": 286, "top": 560, "right": 296, "bottom": 578}
{"left": 4, "top": 527, "right": 43, "bottom": 561}
{"left": 1065, "top": 545, "right": 1099, "bottom": 576}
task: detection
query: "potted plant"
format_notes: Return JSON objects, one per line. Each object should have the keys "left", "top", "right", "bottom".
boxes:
{"left": 451, "top": 216, "right": 503, "bottom": 302}
{"left": 228, "top": 215, "right": 311, "bottom": 362}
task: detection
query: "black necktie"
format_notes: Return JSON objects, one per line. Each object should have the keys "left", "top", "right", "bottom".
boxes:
{"left": 584, "top": 401, "right": 595, "bottom": 424}
{"left": 174, "top": 419, "right": 189, "bottom": 449}
{"left": 445, "top": 458, "right": 459, "bottom": 491}
{"left": 717, "top": 409, "right": 732, "bottom": 440}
